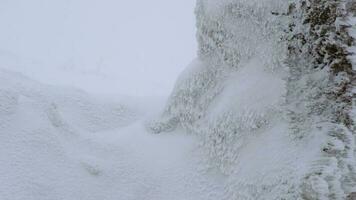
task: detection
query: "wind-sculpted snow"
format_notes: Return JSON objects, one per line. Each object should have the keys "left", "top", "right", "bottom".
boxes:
{"left": 0, "top": 70, "right": 137, "bottom": 200}
{"left": 151, "top": 0, "right": 356, "bottom": 199}
{"left": 0, "top": 70, "right": 137, "bottom": 133}
{"left": 0, "top": 70, "right": 228, "bottom": 200}
{"left": 1, "top": 0, "right": 355, "bottom": 199}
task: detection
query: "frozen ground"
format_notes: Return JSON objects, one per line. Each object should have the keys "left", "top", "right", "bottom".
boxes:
{"left": 0, "top": 1, "right": 222, "bottom": 199}
{"left": 0, "top": 66, "right": 326, "bottom": 200}
{"left": 1, "top": 0, "right": 355, "bottom": 199}
{"left": 0, "top": 70, "right": 227, "bottom": 200}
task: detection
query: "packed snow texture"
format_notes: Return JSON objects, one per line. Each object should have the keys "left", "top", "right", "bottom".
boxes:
{"left": 0, "top": 70, "right": 229, "bottom": 200}
{"left": 151, "top": 0, "right": 356, "bottom": 199}
{"left": 1, "top": 0, "right": 355, "bottom": 199}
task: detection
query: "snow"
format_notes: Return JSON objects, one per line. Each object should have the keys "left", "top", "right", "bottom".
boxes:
{"left": 0, "top": 70, "right": 226, "bottom": 200}
{"left": 347, "top": 10, "right": 356, "bottom": 128}
{"left": 1, "top": 0, "right": 355, "bottom": 199}
{"left": 152, "top": 0, "right": 355, "bottom": 199}
{"left": 0, "top": 69, "right": 325, "bottom": 200}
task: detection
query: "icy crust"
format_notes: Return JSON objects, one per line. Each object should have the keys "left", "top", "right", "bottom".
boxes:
{"left": 348, "top": 2, "right": 356, "bottom": 134}
{"left": 151, "top": 0, "right": 356, "bottom": 199}
{"left": 151, "top": 0, "right": 290, "bottom": 155}
{"left": 287, "top": 1, "right": 356, "bottom": 199}
{"left": 194, "top": 59, "right": 287, "bottom": 173}
{"left": 155, "top": 0, "right": 291, "bottom": 132}
{"left": 195, "top": 0, "right": 288, "bottom": 70}
{"left": 149, "top": 0, "right": 315, "bottom": 199}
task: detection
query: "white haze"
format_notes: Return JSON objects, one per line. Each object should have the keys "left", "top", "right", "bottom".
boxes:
{"left": 0, "top": 0, "right": 197, "bottom": 96}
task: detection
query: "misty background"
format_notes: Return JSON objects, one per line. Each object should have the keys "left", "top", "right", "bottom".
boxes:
{"left": 0, "top": 0, "right": 197, "bottom": 96}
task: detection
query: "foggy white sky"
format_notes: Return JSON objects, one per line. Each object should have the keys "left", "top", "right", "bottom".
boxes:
{"left": 0, "top": 0, "right": 197, "bottom": 96}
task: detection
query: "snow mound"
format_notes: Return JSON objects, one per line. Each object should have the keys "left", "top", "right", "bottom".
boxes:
{"left": 0, "top": 70, "right": 137, "bottom": 133}
{"left": 0, "top": 69, "right": 227, "bottom": 200}
{"left": 0, "top": 70, "right": 136, "bottom": 199}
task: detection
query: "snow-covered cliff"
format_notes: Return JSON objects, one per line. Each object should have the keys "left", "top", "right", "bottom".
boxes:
{"left": 287, "top": 1, "right": 356, "bottom": 199}
{"left": 151, "top": 0, "right": 356, "bottom": 199}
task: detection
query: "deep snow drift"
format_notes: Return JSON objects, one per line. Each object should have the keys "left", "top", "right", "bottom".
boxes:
{"left": 0, "top": 70, "right": 227, "bottom": 200}
{"left": 1, "top": 0, "right": 355, "bottom": 199}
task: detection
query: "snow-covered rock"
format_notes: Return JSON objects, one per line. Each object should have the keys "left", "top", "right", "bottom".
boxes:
{"left": 287, "top": 1, "right": 356, "bottom": 199}
{"left": 151, "top": 0, "right": 356, "bottom": 199}
{"left": 1, "top": 0, "right": 355, "bottom": 199}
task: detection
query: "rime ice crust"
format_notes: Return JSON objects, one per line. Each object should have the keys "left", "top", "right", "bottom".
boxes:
{"left": 287, "top": 1, "right": 356, "bottom": 199}
{"left": 153, "top": 0, "right": 290, "bottom": 133}
{"left": 151, "top": 0, "right": 356, "bottom": 199}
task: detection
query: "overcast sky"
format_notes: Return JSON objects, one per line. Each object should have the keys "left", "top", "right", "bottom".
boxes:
{"left": 0, "top": 0, "right": 197, "bottom": 96}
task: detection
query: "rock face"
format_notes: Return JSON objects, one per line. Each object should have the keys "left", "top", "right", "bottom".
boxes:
{"left": 287, "top": 1, "right": 356, "bottom": 199}
{"left": 151, "top": 0, "right": 355, "bottom": 199}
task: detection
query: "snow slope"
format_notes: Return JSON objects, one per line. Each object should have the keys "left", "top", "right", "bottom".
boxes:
{"left": 0, "top": 68, "right": 329, "bottom": 200}
{"left": 1, "top": 0, "right": 355, "bottom": 199}
{"left": 0, "top": 69, "right": 228, "bottom": 200}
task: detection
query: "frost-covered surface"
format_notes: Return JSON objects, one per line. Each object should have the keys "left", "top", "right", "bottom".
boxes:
{"left": 0, "top": 69, "right": 228, "bottom": 200}
{"left": 2, "top": 0, "right": 355, "bottom": 199}
{"left": 287, "top": 1, "right": 356, "bottom": 199}
{"left": 151, "top": 0, "right": 356, "bottom": 199}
